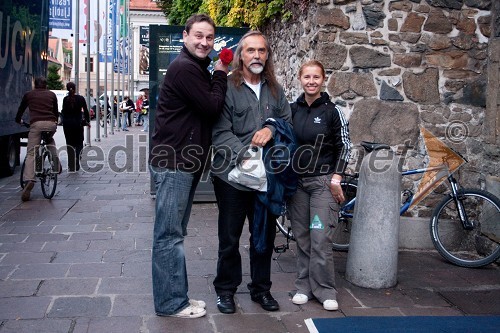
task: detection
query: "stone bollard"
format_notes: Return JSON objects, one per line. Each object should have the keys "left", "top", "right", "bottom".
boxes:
{"left": 345, "top": 148, "right": 401, "bottom": 289}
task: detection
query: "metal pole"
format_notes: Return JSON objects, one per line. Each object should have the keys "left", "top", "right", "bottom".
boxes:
{"left": 75, "top": 0, "right": 80, "bottom": 91}
{"left": 110, "top": 0, "right": 116, "bottom": 135}
{"left": 103, "top": 0, "right": 109, "bottom": 138}
{"left": 85, "top": 0, "right": 91, "bottom": 146}
{"left": 122, "top": 1, "right": 130, "bottom": 128}
{"left": 95, "top": 0, "right": 101, "bottom": 142}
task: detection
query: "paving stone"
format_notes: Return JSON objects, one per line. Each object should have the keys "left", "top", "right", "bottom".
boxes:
{"left": 0, "top": 296, "right": 51, "bottom": 319}
{"left": 0, "top": 265, "right": 16, "bottom": 279}
{"left": 0, "top": 279, "right": 41, "bottom": 297}
{"left": 9, "top": 225, "right": 53, "bottom": 234}
{"left": 69, "top": 231, "right": 113, "bottom": 241}
{"left": 51, "top": 250, "right": 103, "bottom": 264}
{"left": 37, "top": 278, "right": 99, "bottom": 296}
{"left": 213, "top": 313, "right": 286, "bottom": 333}
{"left": 42, "top": 240, "right": 91, "bottom": 252}
{"left": 0, "top": 251, "right": 55, "bottom": 265}
{"left": 121, "top": 261, "right": 152, "bottom": 278}
{"left": 25, "top": 233, "right": 69, "bottom": 243}
{"left": 0, "top": 234, "right": 29, "bottom": 243}
{"left": 0, "top": 241, "right": 44, "bottom": 252}
{"left": 74, "top": 316, "right": 142, "bottom": 333}
{"left": 48, "top": 296, "right": 112, "bottom": 318}
{"left": 52, "top": 224, "right": 96, "bottom": 233}
{"left": 88, "top": 238, "right": 135, "bottom": 251}
{"left": 10, "top": 263, "right": 70, "bottom": 279}
{"left": 102, "top": 249, "right": 151, "bottom": 263}
{"left": 440, "top": 290, "right": 500, "bottom": 315}
{"left": 68, "top": 263, "right": 122, "bottom": 278}
{"left": 146, "top": 315, "right": 211, "bottom": 333}
{"left": 98, "top": 277, "right": 151, "bottom": 295}
{"left": 111, "top": 294, "right": 154, "bottom": 316}
{"left": 0, "top": 318, "right": 73, "bottom": 333}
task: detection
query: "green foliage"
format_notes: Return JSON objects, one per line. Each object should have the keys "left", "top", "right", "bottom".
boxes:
{"left": 47, "top": 65, "right": 64, "bottom": 90}
{"left": 156, "top": 0, "right": 292, "bottom": 28}
{"left": 163, "top": 0, "right": 203, "bottom": 25}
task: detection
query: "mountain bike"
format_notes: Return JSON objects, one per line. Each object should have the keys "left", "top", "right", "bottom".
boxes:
{"left": 19, "top": 125, "right": 58, "bottom": 199}
{"left": 275, "top": 141, "right": 500, "bottom": 268}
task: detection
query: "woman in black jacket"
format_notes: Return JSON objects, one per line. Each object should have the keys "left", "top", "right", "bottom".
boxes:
{"left": 61, "top": 82, "right": 90, "bottom": 172}
{"left": 289, "top": 60, "right": 351, "bottom": 311}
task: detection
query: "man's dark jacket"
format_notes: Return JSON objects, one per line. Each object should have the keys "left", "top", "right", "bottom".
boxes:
{"left": 150, "top": 46, "right": 227, "bottom": 174}
{"left": 253, "top": 118, "right": 298, "bottom": 253}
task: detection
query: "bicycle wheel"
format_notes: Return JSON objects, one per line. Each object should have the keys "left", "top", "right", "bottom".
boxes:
{"left": 430, "top": 189, "right": 500, "bottom": 268}
{"left": 20, "top": 159, "right": 26, "bottom": 189}
{"left": 332, "top": 180, "right": 358, "bottom": 251}
{"left": 276, "top": 213, "right": 295, "bottom": 241}
{"left": 40, "top": 151, "right": 57, "bottom": 199}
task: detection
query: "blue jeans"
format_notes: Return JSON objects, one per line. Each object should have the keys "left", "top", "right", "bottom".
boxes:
{"left": 150, "top": 165, "right": 200, "bottom": 315}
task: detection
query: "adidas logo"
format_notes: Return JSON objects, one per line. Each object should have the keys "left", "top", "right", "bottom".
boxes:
{"left": 314, "top": 117, "right": 321, "bottom": 124}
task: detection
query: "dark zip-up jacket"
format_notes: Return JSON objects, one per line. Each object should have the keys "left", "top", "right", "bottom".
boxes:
{"left": 291, "top": 92, "right": 351, "bottom": 177}
{"left": 150, "top": 46, "right": 227, "bottom": 174}
{"left": 211, "top": 77, "right": 291, "bottom": 189}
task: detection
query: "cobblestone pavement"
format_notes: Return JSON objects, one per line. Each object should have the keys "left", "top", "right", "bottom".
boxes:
{"left": 0, "top": 123, "right": 499, "bottom": 333}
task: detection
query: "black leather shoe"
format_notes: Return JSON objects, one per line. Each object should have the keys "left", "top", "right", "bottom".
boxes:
{"left": 217, "top": 295, "right": 236, "bottom": 314}
{"left": 251, "top": 292, "right": 280, "bottom": 311}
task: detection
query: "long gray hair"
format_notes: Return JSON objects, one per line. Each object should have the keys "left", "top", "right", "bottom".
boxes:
{"left": 231, "top": 31, "right": 279, "bottom": 98}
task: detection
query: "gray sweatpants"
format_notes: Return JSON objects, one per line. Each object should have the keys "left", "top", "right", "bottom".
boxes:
{"left": 289, "top": 174, "right": 339, "bottom": 302}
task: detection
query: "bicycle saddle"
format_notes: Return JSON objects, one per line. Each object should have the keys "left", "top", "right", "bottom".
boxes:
{"left": 360, "top": 141, "right": 391, "bottom": 152}
{"left": 41, "top": 131, "right": 54, "bottom": 143}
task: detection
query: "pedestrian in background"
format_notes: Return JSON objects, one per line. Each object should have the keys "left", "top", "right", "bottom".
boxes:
{"left": 135, "top": 93, "right": 144, "bottom": 126}
{"left": 141, "top": 94, "right": 149, "bottom": 132}
{"left": 120, "top": 96, "right": 134, "bottom": 131}
{"left": 211, "top": 30, "right": 291, "bottom": 314}
{"left": 148, "top": 13, "right": 229, "bottom": 319}
{"left": 289, "top": 60, "right": 351, "bottom": 311}
{"left": 61, "top": 82, "right": 90, "bottom": 172}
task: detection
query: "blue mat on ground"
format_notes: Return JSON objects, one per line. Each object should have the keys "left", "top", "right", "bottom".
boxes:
{"left": 305, "top": 316, "right": 500, "bottom": 333}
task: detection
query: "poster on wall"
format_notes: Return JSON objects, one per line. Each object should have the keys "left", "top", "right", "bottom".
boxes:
{"left": 139, "top": 26, "right": 150, "bottom": 75}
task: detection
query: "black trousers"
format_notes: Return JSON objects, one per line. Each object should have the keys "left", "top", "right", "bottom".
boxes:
{"left": 63, "top": 125, "right": 84, "bottom": 171}
{"left": 212, "top": 176, "right": 276, "bottom": 297}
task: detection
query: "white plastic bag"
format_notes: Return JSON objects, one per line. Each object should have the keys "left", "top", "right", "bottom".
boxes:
{"left": 228, "top": 146, "right": 267, "bottom": 192}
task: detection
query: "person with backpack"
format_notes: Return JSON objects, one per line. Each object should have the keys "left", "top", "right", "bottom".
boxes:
{"left": 288, "top": 60, "right": 351, "bottom": 311}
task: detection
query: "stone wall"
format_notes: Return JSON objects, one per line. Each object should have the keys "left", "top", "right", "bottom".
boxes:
{"left": 263, "top": 0, "right": 499, "bottom": 216}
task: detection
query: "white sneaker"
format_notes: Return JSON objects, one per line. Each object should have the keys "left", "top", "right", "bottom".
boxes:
{"left": 292, "top": 293, "right": 308, "bottom": 305}
{"left": 323, "top": 299, "right": 339, "bottom": 311}
{"left": 167, "top": 305, "right": 206, "bottom": 318}
{"left": 189, "top": 299, "right": 206, "bottom": 308}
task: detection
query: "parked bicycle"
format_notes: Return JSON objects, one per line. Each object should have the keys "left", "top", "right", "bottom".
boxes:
{"left": 19, "top": 124, "right": 58, "bottom": 199}
{"left": 276, "top": 141, "right": 500, "bottom": 268}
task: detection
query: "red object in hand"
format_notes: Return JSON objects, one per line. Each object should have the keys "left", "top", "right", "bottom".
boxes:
{"left": 219, "top": 48, "right": 233, "bottom": 65}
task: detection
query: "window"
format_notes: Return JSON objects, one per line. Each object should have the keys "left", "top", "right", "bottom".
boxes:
{"left": 84, "top": 57, "right": 94, "bottom": 72}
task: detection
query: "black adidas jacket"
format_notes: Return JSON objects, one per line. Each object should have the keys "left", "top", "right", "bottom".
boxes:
{"left": 291, "top": 92, "right": 351, "bottom": 177}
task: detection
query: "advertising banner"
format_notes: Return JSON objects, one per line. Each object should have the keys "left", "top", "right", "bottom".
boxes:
{"left": 99, "top": 0, "right": 114, "bottom": 62}
{"left": 139, "top": 26, "right": 150, "bottom": 75}
{"left": 49, "top": 0, "right": 72, "bottom": 30}
{"left": 113, "top": 0, "right": 129, "bottom": 73}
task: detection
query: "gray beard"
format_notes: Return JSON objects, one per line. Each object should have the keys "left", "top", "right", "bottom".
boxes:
{"left": 249, "top": 65, "right": 264, "bottom": 74}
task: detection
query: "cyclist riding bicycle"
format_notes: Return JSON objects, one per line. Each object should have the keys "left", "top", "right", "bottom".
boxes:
{"left": 15, "top": 77, "right": 60, "bottom": 202}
